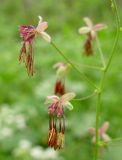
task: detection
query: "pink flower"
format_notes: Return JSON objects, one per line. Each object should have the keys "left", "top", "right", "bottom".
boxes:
{"left": 78, "top": 17, "right": 107, "bottom": 56}
{"left": 88, "top": 121, "right": 111, "bottom": 144}
{"left": 45, "top": 92, "right": 75, "bottom": 149}
{"left": 78, "top": 17, "right": 107, "bottom": 40}
{"left": 19, "top": 16, "right": 51, "bottom": 76}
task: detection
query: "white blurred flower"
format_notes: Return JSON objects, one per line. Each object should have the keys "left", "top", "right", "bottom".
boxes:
{"left": 4, "top": 115, "right": 15, "bottom": 125}
{"left": 30, "top": 146, "right": 43, "bottom": 159}
{"left": 44, "top": 148, "right": 58, "bottom": 159}
{"left": 13, "top": 139, "right": 32, "bottom": 157}
{"left": 15, "top": 115, "right": 26, "bottom": 129}
{"left": 0, "top": 127, "right": 13, "bottom": 138}
{"left": 30, "top": 147, "right": 59, "bottom": 160}
{"left": 19, "top": 139, "right": 32, "bottom": 149}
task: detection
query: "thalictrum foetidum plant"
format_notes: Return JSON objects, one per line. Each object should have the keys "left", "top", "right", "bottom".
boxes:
{"left": 18, "top": 0, "right": 121, "bottom": 159}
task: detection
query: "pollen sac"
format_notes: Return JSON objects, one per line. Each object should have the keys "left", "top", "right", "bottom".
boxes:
{"left": 55, "top": 132, "right": 64, "bottom": 150}
{"left": 19, "top": 25, "right": 35, "bottom": 76}
{"left": 19, "top": 42, "right": 34, "bottom": 76}
{"left": 48, "top": 115, "right": 65, "bottom": 150}
{"left": 84, "top": 37, "right": 93, "bottom": 56}
{"left": 54, "top": 80, "right": 65, "bottom": 95}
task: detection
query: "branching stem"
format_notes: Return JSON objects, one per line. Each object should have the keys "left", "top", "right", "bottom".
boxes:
{"left": 51, "top": 41, "right": 98, "bottom": 89}
{"left": 96, "top": 35, "right": 106, "bottom": 68}
{"left": 94, "top": 0, "right": 120, "bottom": 159}
{"left": 73, "top": 91, "right": 96, "bottom": 101}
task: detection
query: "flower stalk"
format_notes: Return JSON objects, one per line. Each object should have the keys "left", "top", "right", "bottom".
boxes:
{"left": 94, "top": 0, "right": 120, "bottom": 159}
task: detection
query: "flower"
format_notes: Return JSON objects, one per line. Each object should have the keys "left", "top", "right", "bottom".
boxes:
{"left": 78, "top": 17, "right": 107, "bottom": 56}
{"left": 19, "top": 16, "right": 51, "bottom": 76}
{"left": 53, "top": 62, "right": 70, "bottom": 95}
{"left": 88, "top": 121, "right": 111, "bottom": 144}
{"left": 78, "top": 17, "right": 107, "bottom": 40}
{"left": 45, "top": 92, "right": 75, "bottom": 150}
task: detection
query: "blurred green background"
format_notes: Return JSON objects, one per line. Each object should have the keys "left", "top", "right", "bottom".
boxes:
{"left": 0, "top": 0, "right": 122, "bottom": 159}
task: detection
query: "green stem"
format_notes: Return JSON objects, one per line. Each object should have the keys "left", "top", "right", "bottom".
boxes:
{"left": 74, "top": 62, "right": 102, "bottom": 71}
{"left": 51, "top": 41, "right": 98, "bottom": 89}
{"left": 94, "top": 1, "right": 120, "bottom": 159}
{"left": 96, "top": 35, "right": 106, "bottom": 68}
{"left": 73, "top": 91, "right": 96, "bottom": 101}
{"left": 95, "top": 91, "right": 101, "bottom": 160}
{"left": 105, "top": 0, "right": 120, "bottom": 73}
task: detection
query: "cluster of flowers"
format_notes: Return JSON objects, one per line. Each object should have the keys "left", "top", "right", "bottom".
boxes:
{"left": 19, "top": 16, "right": 110, "bottom": 150}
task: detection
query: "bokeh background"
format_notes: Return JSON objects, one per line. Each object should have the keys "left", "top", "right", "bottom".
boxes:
{"left": 0, "top": 0, "right": 122, "bottom": 159}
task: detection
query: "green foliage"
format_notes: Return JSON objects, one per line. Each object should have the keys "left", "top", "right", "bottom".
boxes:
{"left": 0, "top": 0, "right": 122, "bottom": 159}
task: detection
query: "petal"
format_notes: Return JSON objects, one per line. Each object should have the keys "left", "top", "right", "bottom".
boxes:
{"left": 102, "top": 133, "right": 111, "bottom": 142}
{"left": 64, "top": 101, "right": 74, "bottom": 110}
{"left": 40, "top": 32, "right": 51, "bottom": 43}
{"left": 45, "top": 95, "right": 59, "bottom": 104}
{"left": 38, "top": 16, "right": 43, "bottom": 22}
{"left": 36, "top": 22, "right": 48, "bottom": 32}
{"left": 100, "top": 121, "right": 109, "bottom": 133}
{"left": 60, "top": 92, "right": 76, "bottom": 103}
{"left": 93, "top": 23, "right": 107, "bottom": 31}
{"left": 78, "top": 27, "right": 91, "bottom": 34}
{"left": 53, "top": 62, "right": 65, "bottom": 69}
{"left": 83, "top": 17, "right": 93, "bottom": 28}
{"left": 88, "top": 128, "right": 96, "bottom": 135}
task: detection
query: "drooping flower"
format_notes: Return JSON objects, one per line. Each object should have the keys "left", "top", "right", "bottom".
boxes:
{"left": 53, "top": 62, "right": 70, "bottom": 95}
{"left": 19, "top": 16, "right": 51, "bottom": 76}
{"left": 45, "top": 92, "right": 75, "bottom": 150}
{"left": 88, "top": 121, "right": 111, "bottom": 144}
{"left": 78, "top": 17, "right": 107, "bottom": 56}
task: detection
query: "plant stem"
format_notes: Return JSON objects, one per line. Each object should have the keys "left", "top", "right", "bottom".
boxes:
{"left": 73, "top": 91, "right": 96, "bottom": 101}
{"left": 95, "top": 91, "right": 101, "bottom": 160}
{"left": 51, "top": 41, "right": 98, "bottom": 89}
{"left": 94, "top": 1, "right": 120, "bottom": 159}
{"left": 105, "top": 0, "right": 120, "bottom": 73}
{"left": 96, "top": 35, "right": 106, "bottom": 68}
{"left": 74, "top": 62, "right": 102, "bottom": 71}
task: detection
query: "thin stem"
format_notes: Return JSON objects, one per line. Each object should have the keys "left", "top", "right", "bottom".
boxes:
{"left": 72, "top": 91, "right": 96, "bottom": 101}
{"left": 100, "top": 71, "right": 106, "bottom": 91}
{"left": 74, "top": 62, "right": 102, "bottom": 71}
{"left": 51, "top": 41, "right": 98, "bottom": 89}
{"left": 95, "top": 92, "right": 101, "bottom": 160}
{"left": 105, "top": 0, "right": 120, "bottom": 73}
{"left": 94, "top": 1, "right": 120, "bottom": 159}
{"left": 96, "top": 35, "right": 106, "bottom": 68}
